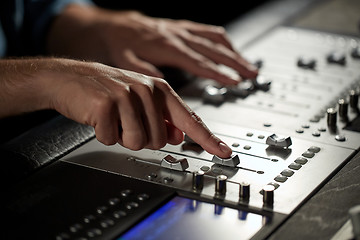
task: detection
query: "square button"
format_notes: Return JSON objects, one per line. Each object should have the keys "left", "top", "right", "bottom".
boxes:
{"left": 295, "top": 157, "right": 308, "bottom": 165}
{"left": 281, "top": 169, "right": 294, "bottom": 177}
{"left": 274, "top": 175, "right": 288, "bottom": 183}
{"left": 288, "top": 162, "right": 302, "bottom": 170}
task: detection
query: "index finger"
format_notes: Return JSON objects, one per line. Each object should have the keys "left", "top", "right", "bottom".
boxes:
{"left": 161, "top": 84, "right": 232, "bottom": 158}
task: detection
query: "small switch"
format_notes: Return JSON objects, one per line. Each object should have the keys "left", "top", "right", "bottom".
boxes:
{"left": 266, "top": 134, "right": 292, "bottom": 148}
{"left": 161, "top": 155, "right": 189, "bottom": 171}
{"left": 212, "top": 154, "right": 240, "bottom": 167}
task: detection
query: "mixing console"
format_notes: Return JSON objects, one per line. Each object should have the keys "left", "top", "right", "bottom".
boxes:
{"left": 59, "top": 26, "right": 360, "bottom": 239}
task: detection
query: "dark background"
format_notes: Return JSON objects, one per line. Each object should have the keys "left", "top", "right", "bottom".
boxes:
{"left": 92, "top": 0, "right": 268, "bottom": 26}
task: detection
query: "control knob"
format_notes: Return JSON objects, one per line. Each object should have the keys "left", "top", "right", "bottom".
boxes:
{"left": 212, "top": 154, "right": 240, "bottom": 167}
{"left": 239, "top": 182, "right": 250, "bottom": 201}
{"left": 192, "top": 170, "right": 205, "bottom": 191}
{"left": 203, "top": 85, "right": 227, "bottom": 105}
{"left": 266, "top": 134, "right": 292, "bottom": 148}
{"left": 263, "top": 185, "right": 275, "bottom": 206}
{"left": 350, "top": 89, "right": 359, "bottom": 112}
{"left": 338, "top": 98, "right": 349, "bottom": 122}
{"left": 327, "top": 107, "right": 337, "bottom": 130}
{"left": 161, "top": 155, "right": 189, "bottom": 171}
{"left": 215, "top": 175, "right": 227, "bottom": 196}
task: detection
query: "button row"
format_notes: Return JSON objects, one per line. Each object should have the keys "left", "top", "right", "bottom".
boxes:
{"left": 270, "top": 146, "right": 321, "bottom": 186}
{"left": 55, "top": 190, "right": 150, "bottom": 240}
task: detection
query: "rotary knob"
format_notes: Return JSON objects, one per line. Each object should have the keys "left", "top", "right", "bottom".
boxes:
{"left": 350, "top": 89, "right": 359, "bottom": 113}
{"left": 215, "top": 175, "right": 227, "bottom": 196}
{"left": 239, "top": 182, "right": 250, "bottom": 201}
{"left": 192, "top": 170, "right": 205, "bottom": 191}
{"left": 263, "top": 185, "right": 275, "bottom": 206}
{"left": 327, "top": 107, "right": 337, "bottom": 130}
{"left": 338, "top": 99, "right": 349, "bottom": 122}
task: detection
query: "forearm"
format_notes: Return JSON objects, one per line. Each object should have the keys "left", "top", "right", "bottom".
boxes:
{"left": 0, "top": 58, "right": 69, "bottom": 118}
{"left": 46, "top": 4, "right": 114, "bottom": 63}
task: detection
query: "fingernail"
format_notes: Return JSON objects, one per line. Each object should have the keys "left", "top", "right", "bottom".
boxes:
{"left": 219, "top": 141, "right": 232, "bottom": 155}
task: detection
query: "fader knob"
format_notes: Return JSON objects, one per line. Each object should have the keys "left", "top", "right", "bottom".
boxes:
{"left": 215, "top": 175, "right": 227, "bottom": 196}
{"left": 212, "top": 154, "right": 240, "bottom": 167}
{"left": 327, "top": 108, "right": 337, "bottom": 129}
{"left": 203, "top": 85, "right": 227, "bottom": 105}
{"left": 263, "top": 185, "right": 275, "bottom": 206}
{"left": 338, "top": 99, "right": 349, "bottom": 122}
{"left": 239, "top": 182, "right": 250, "bottom": 201}
{"left": 192, "top": 170, "right": 205, "bottom": 191}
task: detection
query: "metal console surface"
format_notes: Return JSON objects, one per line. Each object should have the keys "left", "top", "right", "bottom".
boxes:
{"left": 61, "top": 26, "right": 360, "bottom": 239}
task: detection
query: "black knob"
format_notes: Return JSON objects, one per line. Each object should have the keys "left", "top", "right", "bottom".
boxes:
{"left": 239, "top": 182, "right": 250, "bottom": 201}
{"left": 350, "top": 90, "right": 359, "bottom": 112}
{"left": 338, "top": 99, "right": 349, "bottom": 122}
{"left": 263, "top": 185, "right": 275, "bottom": 206}
{"left": 215, "top": 175, "right": 227, "bottom": 196}
{"left": 327, "top": 107, "right": 337, "bottom": 129}
{"left": 192, "top": 170, "right": 204, "bottom": 190}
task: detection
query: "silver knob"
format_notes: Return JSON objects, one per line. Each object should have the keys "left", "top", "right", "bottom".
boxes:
{"left": 212, "top": 154, "right": 240, "bottom": 167}
{"left": 192, "top": 170, "right": 204, "bottom": 190}
{"left": 327, "top": 107, "right": 337, "bottom": 129}
{"left": 215, "top": 175, "right": 227, "bottom": 196}
{"left": 239, "top": 182, "right": 250, "bottom": 201}
{"left": 263, "top": 185, "right": 275, "bottom": 206}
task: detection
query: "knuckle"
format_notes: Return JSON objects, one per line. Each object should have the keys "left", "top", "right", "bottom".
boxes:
{"left": 122, "top": 132, "right": 147, "bottom": 151}
{"left": 150, "top": 138, "right": 167, "bottom": 150}
{"left": 154, "top": 78, "right": 171, "bottom": 92}
{"left": 98, "top": 137, "right": 118, "bottom": 146}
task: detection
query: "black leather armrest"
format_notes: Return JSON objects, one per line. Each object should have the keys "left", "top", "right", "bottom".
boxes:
{"left": 0, "top": 115, "right": 95, "bottom": 188}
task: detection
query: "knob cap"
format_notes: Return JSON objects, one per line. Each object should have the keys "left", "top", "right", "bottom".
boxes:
{"left": 239, "top": 182, "right": 250, "bottom": 201}
{"left": 263, "top": 185, "right": 275, "bottom": 206}
{"left": 215, "top": 175, "right": 227, "bottom": 196}
{"left": 192, "top": 170, "right": 204, "bottom": 190}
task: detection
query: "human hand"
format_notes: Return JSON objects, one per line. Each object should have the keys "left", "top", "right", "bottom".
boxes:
{"left": 48, "top": 6, "right": 258, "bottom": 85}
{"left": 0, "top": 58, "right": 232, "bottom": 158}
